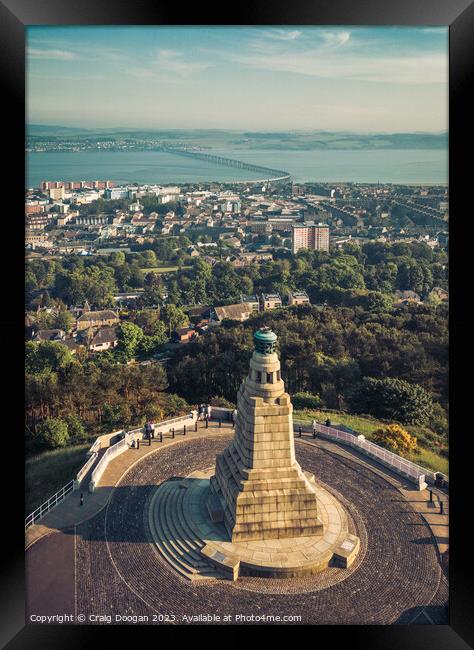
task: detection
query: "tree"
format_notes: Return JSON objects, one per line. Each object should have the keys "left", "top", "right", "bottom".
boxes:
{"left": 371, "top": 424, "right": 417, "bottom": 457}
{"left": 160, "top": 303, "right": 188, "bottom": 336}
{"left": 54, "top": 310, "right": 75, "bottom": 333}
{"left": 292, "top": 392, "right": 323, "bottom": 410}
{"left": 65, "top": 414, "right": 87, "bottom": 442}
{"left": 139, "top": 273, "right": 164, "bottom": 306}
{"left": 350, "top": 377, "right": 433, "bottom": 426}
{"left": 116, "top": 322, "right": 144, "bottom": 359}
{"left": 363, "top": 291, "right": 394, "bottom": 313}
{"left": 37, "top": 417, "right": 70, "bottom": 449}
{"left": 26, "top": 341, "right": 74, "bottom": 375}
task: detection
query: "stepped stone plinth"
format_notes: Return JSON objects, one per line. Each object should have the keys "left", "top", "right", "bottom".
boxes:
{"left": 210, "top": 328, "right": 324, "bottom": 542}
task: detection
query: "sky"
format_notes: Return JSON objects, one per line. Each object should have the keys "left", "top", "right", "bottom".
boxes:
{"left": 26, "top": 26, "right": 448, "bottom": 133}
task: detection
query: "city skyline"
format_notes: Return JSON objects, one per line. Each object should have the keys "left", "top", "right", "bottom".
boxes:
{"left": 27, "top": 26, "right": 448, "bottom": 133}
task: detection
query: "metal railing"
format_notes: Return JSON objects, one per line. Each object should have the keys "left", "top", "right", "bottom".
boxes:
{"left": 88, "top": 438, "right": 101, "bottom": 454}
{"left": 25, "top": 480, "right": 75, "bottom": 530}
{"left": 293, "top": 420, "right": 438, "bottom": 483}
{"left": 89, "top": 433, "right": 128, "bottom": 491}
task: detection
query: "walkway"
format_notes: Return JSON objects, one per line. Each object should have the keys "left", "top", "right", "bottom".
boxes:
{"left": 26, "top": 421, "right": 448, "bottom": 565}
{"left": 25, "top": 420, "right": 234, "bottom": 550}
{"left": 299, "top": 435, "right": 449, "bottom": 562}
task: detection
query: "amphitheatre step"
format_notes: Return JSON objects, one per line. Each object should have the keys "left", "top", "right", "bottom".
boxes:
{"left": 150, "top": 482, "right": 222, "bottom": 581}
{"left": 150, "top": 487, "right": 194, "bottom": 580}
{"left": 159, "top": 485, "right": 205, "bottom": 572}
{"left": 164, "top": 487, "right": 211, "bottom": 567}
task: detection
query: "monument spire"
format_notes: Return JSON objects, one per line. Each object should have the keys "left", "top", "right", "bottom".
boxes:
{"left": 210, "top": 327, "right": 323, "bottom": 542}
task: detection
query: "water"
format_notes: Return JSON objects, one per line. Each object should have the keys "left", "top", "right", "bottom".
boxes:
{"left": 26, "top": 148, "right": 448, "bottom": 188}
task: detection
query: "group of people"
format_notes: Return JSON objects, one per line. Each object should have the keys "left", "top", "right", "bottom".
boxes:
{"left": 144, "top": 421, "right": 155, "bottom": 439}
{"left": 311, "top": 418, "right": 331, "bottom": 434}
{"left": 198, "top": 404, "right": 212, "bottom": 421}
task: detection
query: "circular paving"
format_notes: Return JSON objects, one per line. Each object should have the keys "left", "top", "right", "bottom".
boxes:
{"left": 76, "top": 434, "right": 447, "bottom": 624}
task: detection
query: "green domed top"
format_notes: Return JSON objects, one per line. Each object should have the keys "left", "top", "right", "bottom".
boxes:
{"left": 254, "top": 327, "right": 277, "bottom": 354}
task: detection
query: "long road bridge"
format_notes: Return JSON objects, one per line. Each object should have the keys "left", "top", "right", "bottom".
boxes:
{"left": 161, "top": 147, "right": 291, "bottom": 183}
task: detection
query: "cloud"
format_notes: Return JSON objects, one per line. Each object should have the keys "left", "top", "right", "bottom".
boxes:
{"left": 320, "top": 31, "right": 351, "bottom": 47}
{"left": 225, "top": 46, "right": 446, "bottom": 85}
{"left": 27, "top": 47, "right": 77, "bottom": 61}
{"left": 264, "top": 29, "right": 302, "bottom": 41}
{"left": 134, "top": 49, "right": 211, "bottom": 77}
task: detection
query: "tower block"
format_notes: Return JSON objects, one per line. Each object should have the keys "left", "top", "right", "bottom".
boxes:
{"left": 210, "top": 328, "right": 323, "bottom": 542}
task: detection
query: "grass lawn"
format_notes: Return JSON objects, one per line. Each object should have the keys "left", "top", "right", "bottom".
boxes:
{"left": 25, "top": 444, "right": 89, "bottom": 516}
{"left": 141, "top": 265, "right": 191, "bottom": 274}
{"left": 294, "top": 409, "right": 449, "bottom": 475}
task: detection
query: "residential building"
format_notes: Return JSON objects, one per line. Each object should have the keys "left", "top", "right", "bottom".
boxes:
{"left": 174, "top": 327, "right": 196, "bottom": 343}
{"left": 240, "top": 295, "right": 260, "bottom": 312}
{"left": 104, "top": 187, "right": 130, "bottom": 200}
{"left": 77, "top": 310, "right": 120, "bottom": 331}
{"left": 89, "top": 326, "right": 119, "bottom": 353}
{"left": 393, "top": 290, "right": 422, "bottom": 306}
{"left": 288, "top": 290, "right": 310, "bottom": 306}
{"left": 33, "top": 329, "right": 66, "bottom": 342}
{"left": 213, "top": 303, "right": 254, "bottom": 323}
{"left": 260, "top": 294, "right": 282, "bottom": 310}
{"left": 291, "top": 223, "right": 330, "bottom": 254}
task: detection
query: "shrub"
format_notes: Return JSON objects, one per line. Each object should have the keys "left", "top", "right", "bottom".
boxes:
{"left": 429, "top": 402, "right": 449, "bottom": 438}
{"left": 350, "top": 377, "right": 433, "bottom": 426}
{"left": 371, "top": 424, "right": 418, "bottom": 457}
{"left": 158, "top": 393, "right": 190, "bottom": 418}
{"left": 37, "top": 418, "right": 70, "bottom": 449}
{"left": 65, "top": 414, "right": 87, "bottom": 442}
{"left": 209, "top": 396, "right": 236, "bottom": 409}
{"left": 292, "top": 392, "right": 323, "bottom": 410}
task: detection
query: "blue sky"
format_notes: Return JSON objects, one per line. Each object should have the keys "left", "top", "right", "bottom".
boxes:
{"left": 27, "top": 26, "right": 448, "bottom": 132}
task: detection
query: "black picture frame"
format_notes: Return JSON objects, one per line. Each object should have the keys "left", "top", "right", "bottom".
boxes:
{"left": 1, "top": 0, "right": 471, "bottom": 646}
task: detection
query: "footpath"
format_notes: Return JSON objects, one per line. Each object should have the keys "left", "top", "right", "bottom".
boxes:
{"left": 25, "top": 421, "right": 233, "bottom": 550}
{"left": 299, "top": 435, "right": 449, "bottom": 565}
{"left": 25, "top": 422, "right": 448, "bottom": 569}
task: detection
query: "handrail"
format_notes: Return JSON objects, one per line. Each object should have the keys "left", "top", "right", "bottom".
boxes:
{"left": 25, "top": 479, "right": 75, "bottom": 530}
{"left": 293, "top": 419, "right": 442, "bottom": 483}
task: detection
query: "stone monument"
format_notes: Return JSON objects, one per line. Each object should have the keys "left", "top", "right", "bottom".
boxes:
{"left": 209, "top": 327, "right": 323, "bottom": 542}
{"left": 150, "top": 326, "right": 360, "bottom": 580}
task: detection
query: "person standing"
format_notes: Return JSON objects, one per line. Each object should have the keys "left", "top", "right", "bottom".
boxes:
{"left": 233, "top": 408, "right": 238, "bottom": 426}
{"left": 80, "top": 493, "right": 84, "bottom": 506}
{"left": 207, "top": 404, "right": 212, "bottom": 421}
{"left": 312, "top": 419, "right": 317, "bottom": 436}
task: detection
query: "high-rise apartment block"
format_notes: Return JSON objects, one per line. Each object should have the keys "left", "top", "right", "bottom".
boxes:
{"left": 291, "top": 222, "right": 329, "bottom": 254}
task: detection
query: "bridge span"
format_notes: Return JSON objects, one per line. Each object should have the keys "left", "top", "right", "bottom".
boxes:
{"left": 161, "top": 147, "right": 291, "bottom": 183}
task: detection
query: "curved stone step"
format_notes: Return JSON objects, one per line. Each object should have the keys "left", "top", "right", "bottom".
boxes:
{"left": 150, "top": 482, "right": 222, "bottom": 581}
{"left": 164, "top": 486, "right": 210, "bottom": 567}
{"left": 150, "top": 484, "right": 197, "bottom": 580}
{"left": 158, "top": 485, "right": 204, "bottom": 574}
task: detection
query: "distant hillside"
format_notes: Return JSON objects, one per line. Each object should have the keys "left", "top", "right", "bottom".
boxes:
{"left": 27, "top": 125, "right": 448, "bottom": 150}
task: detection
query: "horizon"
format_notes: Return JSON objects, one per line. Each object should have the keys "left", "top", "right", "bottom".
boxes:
{"left": 28, "top": 123, "right": 447, "bottom": 136}
{"left": 27, "top": 26, "right": 448, "bottom": 133}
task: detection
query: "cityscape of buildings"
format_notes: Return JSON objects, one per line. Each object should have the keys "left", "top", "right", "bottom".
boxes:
{"left": 25, "top": 177, "right": 449, "bottom": 358}
{"left": 26, "top": 178, "right": 448, "bottom": 257}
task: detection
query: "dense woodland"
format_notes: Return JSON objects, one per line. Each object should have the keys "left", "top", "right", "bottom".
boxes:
{"left": 167, "top": 303, "right": 448, "bottom": 421}
{"left": 26, "top": 240, "right": 448, "bottom": 311}
{"left": 25, "top": 240, "right": 448, "bottom": 454}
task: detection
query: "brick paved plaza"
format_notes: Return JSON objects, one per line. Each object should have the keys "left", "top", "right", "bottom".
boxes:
{"left": 73, "top": 433, "right": 448, "bottom": 625}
